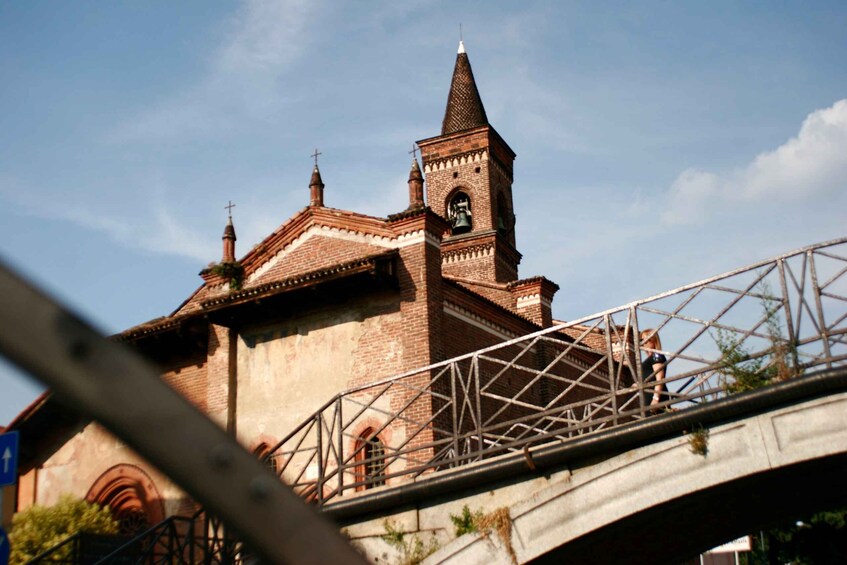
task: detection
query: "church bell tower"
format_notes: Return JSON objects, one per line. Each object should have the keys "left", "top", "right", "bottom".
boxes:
{"left": 417, "top": 41, "right": 521, "bottom": 283}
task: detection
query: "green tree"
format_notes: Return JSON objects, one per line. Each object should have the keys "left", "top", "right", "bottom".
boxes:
{"left": 743, "top": 507, "right": 847, "bottom": 564}
{"left": 9, "top": 495, "right": 119, "bottom": 564}
{"left": 715, "top": 280, "right": 800, "bottom": 394}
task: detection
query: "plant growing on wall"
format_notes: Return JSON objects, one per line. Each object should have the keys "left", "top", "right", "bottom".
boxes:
{"left": 687, "top": 425, "right": 710, "bottom": 456}
{"left": 450, "top": 505, "right": 483, "bottom": 537}
{"left": 381, "top": 520, "right": 439, "bottom": 565}
{"left": 448, "top": 506, "right": 517, "bottom": 564}
{"left": 209, "top": 261, "right": 244, "bottom": 291}
{"left": 9, "top": 495, "right": 119, "bottom": 564}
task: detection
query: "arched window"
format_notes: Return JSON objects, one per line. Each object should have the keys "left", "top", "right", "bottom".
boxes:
{"left": 355, "top": 429, "right": 386, "bottom": 490}
{"left": 254, "top": 443, "right": 278, "bottom": 476}
{"left": 447, "top": 191, "right": 472, "bottom": 235}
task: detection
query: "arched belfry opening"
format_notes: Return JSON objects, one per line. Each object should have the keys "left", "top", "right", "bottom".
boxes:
{"left": 497, "top": 192, "right": 512, "bottom": 237}
{"left": 448, "top": 191, "right": 473, "bottom": 235}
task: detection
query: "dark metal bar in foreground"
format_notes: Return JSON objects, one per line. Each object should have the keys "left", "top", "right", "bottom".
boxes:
{"left": 0, "top": 258, "right": 367, "bottom": 565}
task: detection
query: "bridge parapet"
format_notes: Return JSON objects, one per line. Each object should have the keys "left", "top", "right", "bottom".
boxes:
{"left": 265, "top": 237, "right": 847, "bottom": 506}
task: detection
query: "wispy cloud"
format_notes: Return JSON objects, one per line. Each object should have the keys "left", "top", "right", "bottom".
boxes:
{"left": 110, "top": 0, "right": 314, "bottom": 142}
{"left": 0, "top": 177, "right": 216, "bottom": 262}
{"left": 662, "top": 99, "right": 847, "bottom": 224}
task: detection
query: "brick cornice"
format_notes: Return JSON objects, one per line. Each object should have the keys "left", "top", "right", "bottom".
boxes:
{"left": 202, "top": 251, "right": 397, "bottom": 311}
{"left": 417, "top": 124, "right": 515, "bottom": 179}
{"left": 441, "top": 230, "right": 522, "bottom": 267}
{"left": 509, "top": 276, "right": 560, "bottom": 301}
{"left": 387, "top": 207, "right": 450, "bottom": 241}
{"left": 417, "top": 124, "right": 515, "bottom": 159}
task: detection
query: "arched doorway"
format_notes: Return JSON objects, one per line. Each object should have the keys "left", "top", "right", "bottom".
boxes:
{"left": 87, "top": 464, "right": 165, "bottom": 536}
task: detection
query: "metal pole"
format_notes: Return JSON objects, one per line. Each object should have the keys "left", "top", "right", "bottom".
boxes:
{"left": 315, "top": 414, "right": 324, "bottom": 505}
{"left": 473, "top": 356, "right": 484, "bottom": 461}
{"left": 630, "top": 306, "right": 645, "bottom": 416}
{"left": 450, "top": 363, "right": 460, "bottom": 467}
{"left": 336, "top": 398, "right": 344, "bottom": 496}
{"left": 807, "top": 250, "right": 833, "bottom": 369}
{"left": 777, "top": 259, "right": 799, "bottom": 370}
{"left": 603, "top": 314, "right": 619, "bottom": 425}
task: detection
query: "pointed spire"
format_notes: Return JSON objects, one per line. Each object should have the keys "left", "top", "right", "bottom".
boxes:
{"left": 309, "top": 148, "right": 325, "bottom": 207}
{"left": 408, "top": 157, "right": 424, "bottom": 209}
{"left": 441, "top": 41, "right": 488, "bottom": 135}
{"left": 222, "top": 202, "right": 237, "bottom": 263}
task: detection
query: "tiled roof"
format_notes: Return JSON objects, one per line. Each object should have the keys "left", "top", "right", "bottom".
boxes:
{"left": 442, "top": 50, "right": 488, "bottom": 135}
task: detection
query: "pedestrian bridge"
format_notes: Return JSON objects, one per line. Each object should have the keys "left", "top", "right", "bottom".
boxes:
{"left": 267, "top": 237, "right": 847, "bottom": 563}
{"left": 331, "top": 369, "right": 847, "bottom": 564}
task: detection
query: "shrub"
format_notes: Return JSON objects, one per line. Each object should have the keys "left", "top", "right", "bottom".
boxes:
{"left": 9, "top": 495, "right": 119, "bottom": 564}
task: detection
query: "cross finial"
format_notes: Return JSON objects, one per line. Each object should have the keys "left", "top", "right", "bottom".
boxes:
{"left": 408, "top": 143, "right": 419, "bottom": 161}
{"left": 225, "top": 200, "right": 236, "bottom": 218}
{"left": 311, "top": 148, "right": 322, "bottom": 167}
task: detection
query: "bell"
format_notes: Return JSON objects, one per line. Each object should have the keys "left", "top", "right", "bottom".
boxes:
{"left": 453, "top": 209, "right": 472, "bottom": 234}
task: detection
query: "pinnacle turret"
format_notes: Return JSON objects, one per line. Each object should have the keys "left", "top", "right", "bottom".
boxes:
{"left": 309, "top": 165, "right": 325, "bottom": 207}
{"left": 222, "top": 203, "right": 237, "bottom": 263}
{"left": 407, "top": 158, "right": 424, "bottom": 209}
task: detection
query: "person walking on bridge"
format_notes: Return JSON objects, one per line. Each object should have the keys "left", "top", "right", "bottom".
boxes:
{"left": 640, "top": 329, "right": 669, "bottom": 413}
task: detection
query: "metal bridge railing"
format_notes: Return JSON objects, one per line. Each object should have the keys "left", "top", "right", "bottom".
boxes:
{"left": 265, "top": 237, "right": 847, "bottom": 506}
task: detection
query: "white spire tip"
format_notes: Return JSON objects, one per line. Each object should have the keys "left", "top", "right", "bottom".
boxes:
{"left": 458, "top": 40, "right": 465, "bottom": 54}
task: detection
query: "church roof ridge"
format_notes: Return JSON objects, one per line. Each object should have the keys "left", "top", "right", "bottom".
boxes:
{"left": 441, "top": 41, "right": 488, "bottom": 135}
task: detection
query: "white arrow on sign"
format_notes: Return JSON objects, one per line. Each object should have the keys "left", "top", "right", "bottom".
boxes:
{"left": 1, "top": 448, "right": 10, "bottom": 474}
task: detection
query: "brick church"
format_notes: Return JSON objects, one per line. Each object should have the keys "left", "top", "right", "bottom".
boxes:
{"left": 6, "top": 41, "right": 576, "bottom": 535}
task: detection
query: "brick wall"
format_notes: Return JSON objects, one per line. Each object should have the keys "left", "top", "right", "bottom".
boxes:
{"left": 161, "top": 351, "right": 208, "bottom": 412}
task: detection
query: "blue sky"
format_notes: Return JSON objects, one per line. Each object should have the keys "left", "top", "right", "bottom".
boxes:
{"left": 1, "top": 0, "right": 846, "bottom": 425}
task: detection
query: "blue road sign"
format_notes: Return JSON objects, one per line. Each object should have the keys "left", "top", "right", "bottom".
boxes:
{"left": 0, "top": 525, "right": 8, "bottom": 565}
{"left": 0, "top": 431, "right": 19, "bottom": 487}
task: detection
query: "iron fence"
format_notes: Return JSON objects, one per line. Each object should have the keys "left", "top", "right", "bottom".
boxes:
{"left": 265, "top": 237, "right": 847, "bottom": 505}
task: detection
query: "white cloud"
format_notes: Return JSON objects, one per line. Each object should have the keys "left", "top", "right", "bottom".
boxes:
{"left": 0, "top": 177, "right": 215, "bottom": 262}
{"left": 662, "top": 99, "right": 847, "bottom": 224}
{"left": 110, "top": 0, "right": 313, "bottom": 142}
{"left": 217, "top": 0, "right": 310, "bottom": 73}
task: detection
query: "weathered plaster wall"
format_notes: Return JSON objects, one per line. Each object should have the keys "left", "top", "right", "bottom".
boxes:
{"left": 236, "top": 292, "right": 405, "bottom": 451}
{"left": 33, "top": 422, "right": 186, "bottom": 517}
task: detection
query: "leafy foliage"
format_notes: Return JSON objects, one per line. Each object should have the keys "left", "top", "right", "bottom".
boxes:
{"left": 447, "top": 506, "right": 517, "bottom": 563}
{"left": 476, "top": 507, "right": 517, "bottom": 564}
{"left": 715, "top": 281, "right": 801, "bottom": 394}
{"left": 9, "top": 495, "right": 119, "bottom": 564}
{"left": 209, "top": 261, "right": 244, "bottom": 291}
{"left": 449, "top": 505, "right": 482, "bottom": 537}
{"left": 381, "top": 520, "right": 439, "bottom": 565}
{"left": 687, "top": 425, "right": 710, "bottom": 456}
{"left": 742, "top": 507, "right": 847, "bottom": 564}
